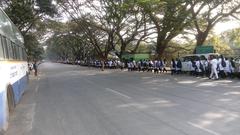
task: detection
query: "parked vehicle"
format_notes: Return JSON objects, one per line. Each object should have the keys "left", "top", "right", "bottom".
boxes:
{"left": 180, "top": 53, "right": 219, "bottom": 72}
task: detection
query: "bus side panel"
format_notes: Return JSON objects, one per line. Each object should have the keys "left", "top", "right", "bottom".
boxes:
{"left": 12, "top": 74, "right": 28, "bottom": 104}
{"left": 0, "top": 90, "right": 7, "bottom": 132}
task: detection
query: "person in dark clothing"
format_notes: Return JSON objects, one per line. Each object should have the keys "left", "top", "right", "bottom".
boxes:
{"left": 176, "top": 59, "right": 182, "bottom": 74}
{"left": 171, "top": 59, "right": 176, "bottom": 75}
{"left": 33, "top": 61, "right": 38, "bottom": 76}
{"left": 162, "top": 59, "right": 167, "bottom": 73}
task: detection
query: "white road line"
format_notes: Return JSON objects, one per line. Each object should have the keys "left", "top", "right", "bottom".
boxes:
{"left": 188, "top": 122, "right": 221, "bottom": 135}
{"left": 35, "top": 85, "right": 39, "bottom": 93}
{"left": 106, "top": 88, "right": 131, "bottom": 99}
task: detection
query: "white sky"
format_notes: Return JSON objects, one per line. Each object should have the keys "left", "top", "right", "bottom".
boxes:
{"left": 214, "top": 20, "right": 240, "bottom": 34}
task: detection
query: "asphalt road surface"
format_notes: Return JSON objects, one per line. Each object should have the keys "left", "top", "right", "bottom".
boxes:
{"left": 5, "top": 62, "right": 240, "bottom": 135}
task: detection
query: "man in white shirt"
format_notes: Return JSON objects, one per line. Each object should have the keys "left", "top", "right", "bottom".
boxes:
{"left": 209, "top": 56, "right": 219, "bottom": 80}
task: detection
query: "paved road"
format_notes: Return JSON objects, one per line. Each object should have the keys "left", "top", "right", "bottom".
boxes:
{"left": 6, "top": 62, "right": 240, "bottom": 135}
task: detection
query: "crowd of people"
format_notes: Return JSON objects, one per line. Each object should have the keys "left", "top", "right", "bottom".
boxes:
{"left": 170, "top": 55, "right": 239, "bottom": 79}
{"left": 76, "top": 55, "right": 240, "bottom": 80}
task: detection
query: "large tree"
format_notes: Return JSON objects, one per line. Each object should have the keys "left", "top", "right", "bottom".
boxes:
{"left": 138, "top": 0, "right": 192, "bottom": 58}
{"left": 1, "top": 0, "right": 56, "bottom": 61}
{"left": 189, "top": 0, "right": 240, "bottom": 47}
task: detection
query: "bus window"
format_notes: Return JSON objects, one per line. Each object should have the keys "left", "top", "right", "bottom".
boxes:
{"left": 16, "top": 46, "right": 20, "bottom": 60}
{"left": 2, "top": 36, "right": 9, "bottom": 59}
{"left": 19, "top": 47, "right": 23, "bottom": 60}
{"left": 22, "top": 48, "right": 27, "bottom": 60}
{"left": 7, "top": 39, "right": 13, "bottom": 59}
{"left": 0, "top": 36, "right": 4, "bottom": 60}
{"left": 12, "top": 43, "right": 17, "bottom": 60}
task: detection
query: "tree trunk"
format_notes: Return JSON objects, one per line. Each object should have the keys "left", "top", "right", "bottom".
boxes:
{"left": 100, "top": 55, "right": 108, "bottom": 71}
{"left": 119, "top": 43, "right": 127, "bottom": 60}
{"left": 194, "top": 31, "right": 209, "bottom": 53}
{"left": 156, "top": 37, "right": 168, "bottom": 58}
{"left": 196, "top": 32, "right": 208, "bottom": 46}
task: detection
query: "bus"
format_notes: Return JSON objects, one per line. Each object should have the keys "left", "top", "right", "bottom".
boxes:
{"left": 0, "top": 8, "right": 28, "bottom": 133}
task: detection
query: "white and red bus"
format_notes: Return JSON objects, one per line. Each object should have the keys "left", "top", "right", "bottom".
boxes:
{"left": 0, "top": 8, "right": 28, "bottom": 133}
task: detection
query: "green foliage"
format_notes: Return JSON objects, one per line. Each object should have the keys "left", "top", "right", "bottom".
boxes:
{"left": 46, "top": 21, "right": 95, "bottom": 61}
{"left": 2, "top": 0, "right": 57, "bottom": 61}
{"left": 206, "top": 35, "right": 234, "bottom": 55}
{"left": 221, "top": 28, "right": 240, "bottom": 48}
{"left": 24, "top": 34, "right": 44, "bottom": 61}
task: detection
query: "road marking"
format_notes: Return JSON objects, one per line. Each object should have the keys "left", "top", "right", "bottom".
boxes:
{"left": 188, "top": 122, "right": 221, "bottom": 135}
{"left": 106, "top": 88, "right": 131, "bottom": 99}
{"left": 35, "top": 85, "right": 39, "bottom": 93}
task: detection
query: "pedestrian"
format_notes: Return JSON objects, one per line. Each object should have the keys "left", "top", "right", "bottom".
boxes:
{"left": 162, "top": 59, "right": 167, "bottom": 73}
{"left": 224, "top": 58, "right": 232, "bottom": 78}
{"left": 176, "top": 59, "right": 182, "bottom": 74}
{"left": 190, "top": 59, "right": 196, "bottom": 76}
{"left": 218, "top": 55, "right": 226, "bottom": 78}
{"left": 230, "top": 57, "right": 236, "bottom": 78}
{"left": 154, "top": 60, "right": 159, "bottom": 74}
{"left": 209, "top": 55, "right": 219, "bottom": 80}
{"left": 195, "top": 57, "right": 203, "bottom": 77}
{"left": 203, "top": 58, "right": 209, "bottom": 77}
{"left": 171, "top": 58, "right": 176, "bottom": 75}
{"left": 77, "top": 60, "right": 80, "bottom": 66}
{"left": 33, "top": 61, "right": 38, "bottom": 76}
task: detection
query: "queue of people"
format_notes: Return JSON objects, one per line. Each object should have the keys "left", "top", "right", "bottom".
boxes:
{"left": 76, "top": 56, "right": 240, "bottom": 80}
{"left": 169, "top": 55, "right": 238, "bottom": 80}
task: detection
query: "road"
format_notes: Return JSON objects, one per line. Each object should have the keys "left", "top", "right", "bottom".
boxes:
{"left": 5, "top": 62, "right": 240, "bottom": 135}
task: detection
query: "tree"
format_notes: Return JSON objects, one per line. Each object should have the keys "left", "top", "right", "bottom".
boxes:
{"left": 189, "top": 0, "right": 240, "bottom": 47}
{"left": 46, "top": 21, "right": 95, "bottom": 62}
{"left": 206, "top": 35, "right": 234, "bottom": 55}
{"left": 1, "top": 0, "right": 57, "bottom": 61}
{"left": 2, "top": 0, "right": 56, "bottom": 36}
{"left": 138, "top": 0, "right": 192, "bottom": 58}
{"left": 221, "top": 28, "right": 240, "bottom": 48}
{"left": 24, "top": 34, "right": 44, "bottom": 60}
{"left": 58, "top": 0, "right": 115, "bottom": 62}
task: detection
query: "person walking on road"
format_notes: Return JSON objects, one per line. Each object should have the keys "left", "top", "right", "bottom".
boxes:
{"left": 209, "top": 55, "right": 219, "bottom": 80}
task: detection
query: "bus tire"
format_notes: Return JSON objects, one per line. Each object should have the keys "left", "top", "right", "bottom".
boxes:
{"left": 7, "top": 85, "right": 15, "bottom": 113}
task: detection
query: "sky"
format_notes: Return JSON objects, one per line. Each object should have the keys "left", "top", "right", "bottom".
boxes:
{"left": 214, "top": 20, "right": 240, "bottom": 34}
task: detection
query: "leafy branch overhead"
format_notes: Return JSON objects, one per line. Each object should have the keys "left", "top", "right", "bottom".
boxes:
{"left": 2, "top": 0, "right": 240, "bottom": 61}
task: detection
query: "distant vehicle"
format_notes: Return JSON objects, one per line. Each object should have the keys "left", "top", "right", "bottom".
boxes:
{"left": 0, "top": 8, "right": 28, "bottom": 132}
{"left": 180, "top": 53, "right": 219, "bottom": 72}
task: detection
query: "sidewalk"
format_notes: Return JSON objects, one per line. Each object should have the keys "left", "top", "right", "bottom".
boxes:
{"left": 5, "top": 74, "right": 40, "bottom": 135}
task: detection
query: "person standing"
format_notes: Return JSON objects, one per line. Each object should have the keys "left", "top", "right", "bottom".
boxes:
{"left": 218, "top": 55, "right": 226, "bottom": 78}
{"left": 162, "top": 59, "right": 167, "bottom": 73}
{"left": 33, "top": 61, "right": 38, "bottom": 76}
{"left": 176, "top": 59, "right": 182, "bottom": 74}
{"left": 195, "top": 58, "right": 201, "bottom": 77}
{"left": 209, "top": 56, "right": 219, "bottom": 80}
{"left": 171, "top": 59, "right": 176, "bottom": 75}
{"left": 230, "top": 57, "right": 236, "bottom": 78}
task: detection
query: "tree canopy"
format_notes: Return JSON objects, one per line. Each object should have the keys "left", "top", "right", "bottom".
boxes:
{"left": 2, "top": 0, "right": 240, "bottom": 61}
